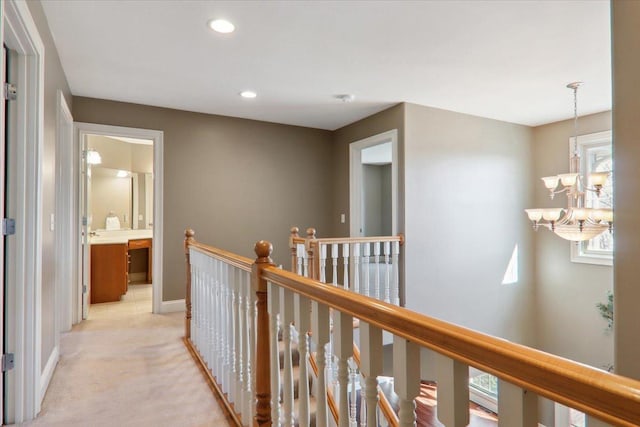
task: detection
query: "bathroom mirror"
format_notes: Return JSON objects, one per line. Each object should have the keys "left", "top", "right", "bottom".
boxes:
{"left": 90, "top": 166, "right": 153, "bottom": 230}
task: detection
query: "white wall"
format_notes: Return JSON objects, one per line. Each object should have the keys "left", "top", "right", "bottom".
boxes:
{"left": 403, "top": 103, "right": 536, "bottom": 344}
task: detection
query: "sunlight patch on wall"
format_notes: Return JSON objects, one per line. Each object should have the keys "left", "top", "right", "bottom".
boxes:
{"left": 502, "top": 245, "right": 519, "bottom": 285}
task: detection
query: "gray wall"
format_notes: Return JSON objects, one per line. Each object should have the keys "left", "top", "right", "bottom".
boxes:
{"left": 612, "top": 0, "right": 640, "bottom": 381}
{"left": 403, "top": 103, "right": 536, "bottom": 344}
{"left": 25, "top": 0, "right": 73, "bottom": 371}
{"left": 532, "top": 111, "right": 613, "bottom": 369}
{"left": 363, "top": 164, "right": 388, "bottom": 236}
{"left": 331, "top": 104, "right": 405, "bottom": 237}
{"left": 72, "top": 97, "right": 334, "bottom": 301}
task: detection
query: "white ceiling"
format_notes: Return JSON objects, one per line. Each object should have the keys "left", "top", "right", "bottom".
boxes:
{"left": 41, "top": 0, "right": 611, "bottom": 131}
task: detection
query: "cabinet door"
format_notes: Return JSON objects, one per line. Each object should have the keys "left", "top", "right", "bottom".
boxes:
{"left": 90, "top": 243, "right": 128, "bottom": 303}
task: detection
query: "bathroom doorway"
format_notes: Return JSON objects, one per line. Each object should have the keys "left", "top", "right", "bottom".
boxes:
{"left": 75, "top": 123, "right": 163, "bottom": 319}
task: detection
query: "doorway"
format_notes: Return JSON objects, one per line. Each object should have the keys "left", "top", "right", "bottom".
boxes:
{"left": 75, "top": 123, "right": 163, "bottom": 318}
{"left": 1, "top": 0, "right": 46, "bottom": 422}
{"left": 349, "top": 129, "right": 399, "bottom": 237}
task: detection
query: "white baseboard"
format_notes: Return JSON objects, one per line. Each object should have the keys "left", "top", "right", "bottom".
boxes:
{"left": 161, "top": 299, "right": 185, "bottom": 313}
{"left": 40, "top": 346, "right": 59, "bottom": 401}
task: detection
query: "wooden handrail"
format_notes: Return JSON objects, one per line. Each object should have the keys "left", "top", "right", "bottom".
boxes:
{"left": 309, "top": 234, "right": 404, "bottom": 246}
{"left": 261, "top": 266, "right": 640, "bottom": 427}
{"left": 188, "top": 240, "right": 253, "bottom": 272}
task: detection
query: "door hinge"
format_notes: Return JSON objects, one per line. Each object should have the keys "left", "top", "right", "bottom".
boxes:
{"left": 2, "top": 353, "right": 15, "bottom": 372}
{"left": 2, "top": 218, "right": 16, "bottom": 236}
{"left": 83, "top": 285, "right": 87, "bottom": 293}
{"left": 4, "top": 82, "right": 17, "bottom": 101}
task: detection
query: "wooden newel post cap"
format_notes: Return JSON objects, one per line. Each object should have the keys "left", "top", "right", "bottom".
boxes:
{"left": 306, "top": 227, "right": 316, "bottom": 239}
{"left": 185, "top": 228, "right": 195, "bottom": 240}
{"left": 254, "top": 240, "right": 273, "bottom": 263}
{"left": 290, "top": 226, "right": 299, "bottom": 237}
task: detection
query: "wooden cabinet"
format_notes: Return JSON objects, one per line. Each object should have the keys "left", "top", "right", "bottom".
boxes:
{"left": 91, "top": 243, "right": 128, "bottom": 303}
{"left": 128, "top": 238, "right": 152, "bottom": 283}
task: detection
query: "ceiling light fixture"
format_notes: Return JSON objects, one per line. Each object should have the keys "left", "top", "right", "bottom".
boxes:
{"left": 240, "top": 90, "right": 257, "bottom": 99}
{"left": 208, "top": 19, "right": 235, "bottom": 34}
{"left": 525, "top": 82, "right": 613, "bottom": 241}
{"left": 335, "top": 94, "right": 355, "bottom": 103}
{"left": 86, "top": 150, "right": 102, "bottom": 165}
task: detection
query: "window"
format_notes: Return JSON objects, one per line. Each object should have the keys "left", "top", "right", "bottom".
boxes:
{"left": 570, "top": 130, "right": 613, "bottom": 266}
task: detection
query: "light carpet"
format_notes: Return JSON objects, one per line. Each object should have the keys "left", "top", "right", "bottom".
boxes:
{"left": 22, "top": 284, "right": 230, "bottom": 427}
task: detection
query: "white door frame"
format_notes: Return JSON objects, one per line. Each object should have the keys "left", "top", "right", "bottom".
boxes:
{"left": 55, "top": 91, "right": 74, "bottom": 331}
{"left": 1, "top": 0, "right": 45, "bottom": 422}
{"left": 74, "top": 122, "right": 164, "bottom": 314}
{"left": 349, "top": 129, "right": 399, "bottom": 237}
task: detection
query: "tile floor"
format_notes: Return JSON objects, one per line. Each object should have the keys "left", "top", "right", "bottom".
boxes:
{"left": 21, "top": 283, "right": 230, "bottom": 427}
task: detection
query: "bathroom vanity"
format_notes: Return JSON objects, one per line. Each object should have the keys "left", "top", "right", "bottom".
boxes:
{"left": 90, "top": 230, "right": 153, "bottom": 303}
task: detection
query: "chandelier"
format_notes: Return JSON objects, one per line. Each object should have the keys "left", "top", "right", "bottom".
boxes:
{"left": 525, "top": 82, "right": 613, "bottom": 242}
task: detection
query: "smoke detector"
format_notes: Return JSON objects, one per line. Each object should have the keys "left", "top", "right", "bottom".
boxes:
{"left": 335, "top": 94, "right": 355, "bottom": 103}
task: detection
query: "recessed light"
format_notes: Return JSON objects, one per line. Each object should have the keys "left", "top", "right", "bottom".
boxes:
{"left": 240, "top": 90, "right": 257, "bottom": 99}
{"left": 208, "top": 19, "right": 235, "bottom": 34}
{"left": 116, "top": 170, "right": 129, "bottom": 178}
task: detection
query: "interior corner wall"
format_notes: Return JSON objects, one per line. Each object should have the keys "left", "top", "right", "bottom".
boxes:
{"left": 532, "top": 111, "right": 613, "bottom": 370}
{"left": 612, "top": 0, "right": 640, "bottom": 381}
{"left": 72, "top": 97, "right": 333, "bottom": 301}
{"left": 25, "top": 0, "right": 73, "bottom": 372}
{"left": 403, "top": 103, "right": 536, "bottom": 345}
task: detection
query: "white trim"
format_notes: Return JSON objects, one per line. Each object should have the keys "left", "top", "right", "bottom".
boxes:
{"left": 39, "top": 346, "right": 59, "bottom": 401}
{"left": 55, "top": 90, "right": 75, "bottom": 334}
{"left": 349, "top": 129, "right": 398, "bottom": 236}
{"left": 161, "top": 299, "right": 186, "bottom": 313}
{"left": 569, "top": 130, "right": 613, "bottom": 267}
{"left": 74, "top": 122, "right": 164, "bottom": 314}
{"left": 2, "top": 0, "right": 45, "bottom": 422}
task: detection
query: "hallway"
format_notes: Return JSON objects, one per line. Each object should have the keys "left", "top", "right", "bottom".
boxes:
{"left": 22, "top": 284, "right": 230, "bottom": 427}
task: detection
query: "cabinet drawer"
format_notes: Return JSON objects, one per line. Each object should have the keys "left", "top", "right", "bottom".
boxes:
{"left": 128, "top": 238, "right": 152, "bottom": 250}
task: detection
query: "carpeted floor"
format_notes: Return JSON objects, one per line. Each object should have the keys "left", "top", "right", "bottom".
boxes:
{"left": 22, "top": 284, "right": 230, "bottom": 427}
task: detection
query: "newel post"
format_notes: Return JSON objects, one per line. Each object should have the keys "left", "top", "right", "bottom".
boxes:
{"left": 253, "top": 240, "right": 275, "bottom": 426}
{"left": 184, "top": 228, "right": 195, "bottom": 339}
{"left": 306, "top": 227, "right": 317, "bottom": 280}
{"left": 289, "top": 226, "right": 299, "bottom": 272}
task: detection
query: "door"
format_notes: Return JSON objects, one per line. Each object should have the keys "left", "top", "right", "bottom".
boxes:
{"left": 80, "top": 134, "right": 91, "bottom": 319}
{"left": 2, "top": 45, "right": 18, "bottom": 425}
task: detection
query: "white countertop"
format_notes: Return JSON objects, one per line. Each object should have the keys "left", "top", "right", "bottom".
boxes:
{"left": 90, "top": 229, "right": 153, "bottom": 245}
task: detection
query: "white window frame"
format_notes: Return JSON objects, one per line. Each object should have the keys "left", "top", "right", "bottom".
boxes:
{"left": 570, "top": 130, "right": 613, "bottom": 266}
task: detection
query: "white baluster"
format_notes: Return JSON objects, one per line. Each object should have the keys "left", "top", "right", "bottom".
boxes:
{"left": 343, "top": 243, "right": 350, "bottom": 289}
{"left": 384, "top": 241, "right": 391, "bottom": 303}
{"left": 332, "top": 243, "right": 339, "bottom": 285}
{"left": 373, "top": 242, "right": 381, "bottom": 300}
{"left": 267, "top": 281, "right": 282, "bottom": 426}
{"left": 232, "top": 268, "right": 242, "bottom": 409}
{"left": 249, "top": 270, "right": 257, "bottom": 421}
{"left": 360, "top": 375, "right": 367, "bottom": 427}
{"left": 295, "top": 294, "right": 312, "bottom": 427}
{"left": 363, "top": 244, "right": 370, "bottom": 297}
{"left": 393, "top": 336, "right": 420, "bottom": 427}
{"left": 243, "top": 270, "right": 253, "bottom": 423}
{"left": 319, "top": 243, "right": 327, "bottom": 283}
{"left": 312, "top": 301, "right": 331, "bottom": 427}
{"left": 360, "top": 322, "right": 382, "bottom": 427}
{"left": 216, "top": 258, "right": 223, "bottom": 379}
{"left": 435, "top": 353, "right": 469, "bottom": 427}
{"left": 392, "top": 241, "right": 400, "bottom": 305}
{"left": 297, "top": 243, "right": 305, "bottom": 276}
{"left": 281, "top": 287, "right": 295, "bottom": 427}
{"left": 352, "top": 243, "right": 361, "bottom": 294}
{"left": 335, "top": 311, "right": 354, "bottom": 427}
{"left": 349, "top": 362, "right": 358, "bottom": 426}
{"left": 498, "top": 380, "right": 537, "bottom": 427}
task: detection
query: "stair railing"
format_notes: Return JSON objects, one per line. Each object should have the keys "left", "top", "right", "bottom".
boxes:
{"left": 185, "top": 229, "right": 640, "bottom": 427}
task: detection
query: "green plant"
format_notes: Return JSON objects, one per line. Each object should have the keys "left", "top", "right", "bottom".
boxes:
{"left": 596, "top": 291, "right": 614, "bottom": 330}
